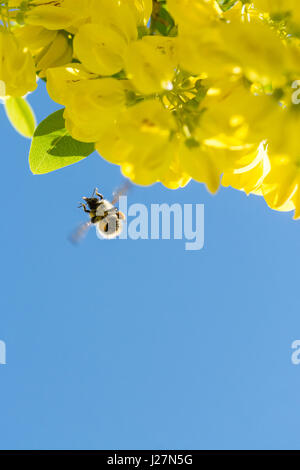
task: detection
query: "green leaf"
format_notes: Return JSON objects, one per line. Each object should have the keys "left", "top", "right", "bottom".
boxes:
{"left": 29, "top": 109, "right": 95, "bottom": 175}
{"left": 4, "top": 97, "right": 36, "bottom": 138}
{"left": 217, "top": 0, "right": 238, "bottom": 11}
{"left": 151, "top": 1, "right": 176, "bottom": 36}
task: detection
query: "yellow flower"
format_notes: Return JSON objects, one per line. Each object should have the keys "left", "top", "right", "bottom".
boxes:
{"left": 199, "top": 77, "right": 277, "bottom": 153}
{"left": 73, "top": 0, "right": 137, "bottom": 76}
{"left": 169, "top": 2, "right": 288, "bottom": 87}
{"left": 25, "top": 4, "right": 82, "bottom": 30}
{"left": 168, "top": 1, "right": 230, "bottom": 78}
{"left": 73, "top": 25, "right": 129, "bottom": 76}
{"left": 253, "top": 0, "right": 300, "bottom": 23}
{"left": 0, "top": 30, "right": 37, "bottom": 97}
{"left": 179, "top": 142, "right": 224, "bottom": 194}
{"left": 124, "top": 36, "right": 178, "bottom": 94}
{"left": 121, "top": 0, "right": 153, "bottom": 26}
{"left": 259, "top": 107, "right": 300, "bottom": 217}
{"left": 265, "top": 107, "right": 300, "bottom": 160}
{"left": 262, "top": 156, "right": 299, "bottom": 216}
{"left": 35, "top": 32, "right": 72, "bottom": 77}
{"left": 13, "top": 25, "right": 56, "bottom": 52}
{"left": 222, "top": 143, "right": 271, "bottom": 195}
{"left": 47, "top": 65, "right": 127, "bottom": 142}
{"left": 96, "top": 100, "right": 181, "bottom": 186}
{"left": 219, "top": 18, "right": 288, "bottom": 88}
{"left": 176, "top": 77, "right": 278, "bottom": 194}
{"left": 160, "top": 153, "right": 191, "bottom": 190}
{"left": 46, "top": 64, "right": 96, "bottom": 105}
{"left": 167, "top": 0, "right": 222, "bottom": 33}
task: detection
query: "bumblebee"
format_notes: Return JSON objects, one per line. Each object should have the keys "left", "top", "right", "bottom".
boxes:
{"left": 79, "top": 188, "right": 125, "bottom": 239}
{"left": 70, "top": 183, "right": 129, "bottom": 244}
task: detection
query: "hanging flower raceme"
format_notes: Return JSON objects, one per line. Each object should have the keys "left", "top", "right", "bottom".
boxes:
{"left": 3, "top": 0, "right": 300, "bottom": 220}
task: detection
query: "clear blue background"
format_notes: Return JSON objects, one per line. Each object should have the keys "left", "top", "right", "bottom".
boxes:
{"left": 0, "top": 82, "right": 300, "bottom": 450}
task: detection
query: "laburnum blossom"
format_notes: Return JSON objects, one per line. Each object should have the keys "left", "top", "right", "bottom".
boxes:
{"left": 3, "top": 0, "right": 300, "bottom": 220}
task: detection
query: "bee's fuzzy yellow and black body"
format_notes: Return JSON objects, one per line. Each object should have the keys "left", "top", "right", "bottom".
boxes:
{"left": 79, "top": 189, "right": 125, "bottom": 239}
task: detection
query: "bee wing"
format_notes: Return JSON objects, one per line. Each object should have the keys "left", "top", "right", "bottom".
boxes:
{"left": 112, "top": 180, "right": 132, "bottom": 205}
{"left": 69, "top": 221, "right": 92, "bottom": 245}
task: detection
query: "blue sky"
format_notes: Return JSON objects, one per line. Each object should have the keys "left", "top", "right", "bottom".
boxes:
{"left": 0, "top": 81, "right": 300, "bottom": 450}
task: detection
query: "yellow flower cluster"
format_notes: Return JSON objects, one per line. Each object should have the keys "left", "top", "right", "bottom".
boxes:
{"left": 3, "top": 0, "right": 300, "bottom": 217}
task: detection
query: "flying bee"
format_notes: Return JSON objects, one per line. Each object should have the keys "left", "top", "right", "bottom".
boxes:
{"left": 70, "top": 182, "right": 130, "bottom": 244}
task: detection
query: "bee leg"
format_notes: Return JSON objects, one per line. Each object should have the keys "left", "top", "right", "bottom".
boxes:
{"left": 116, "top": 210, "right": 126, "bottom": 220}
{"left": 95, "top": 189, "right": 104, "bottom": 200}
{"left": 79, "top": 203, "right": 90, "bottom": 214}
